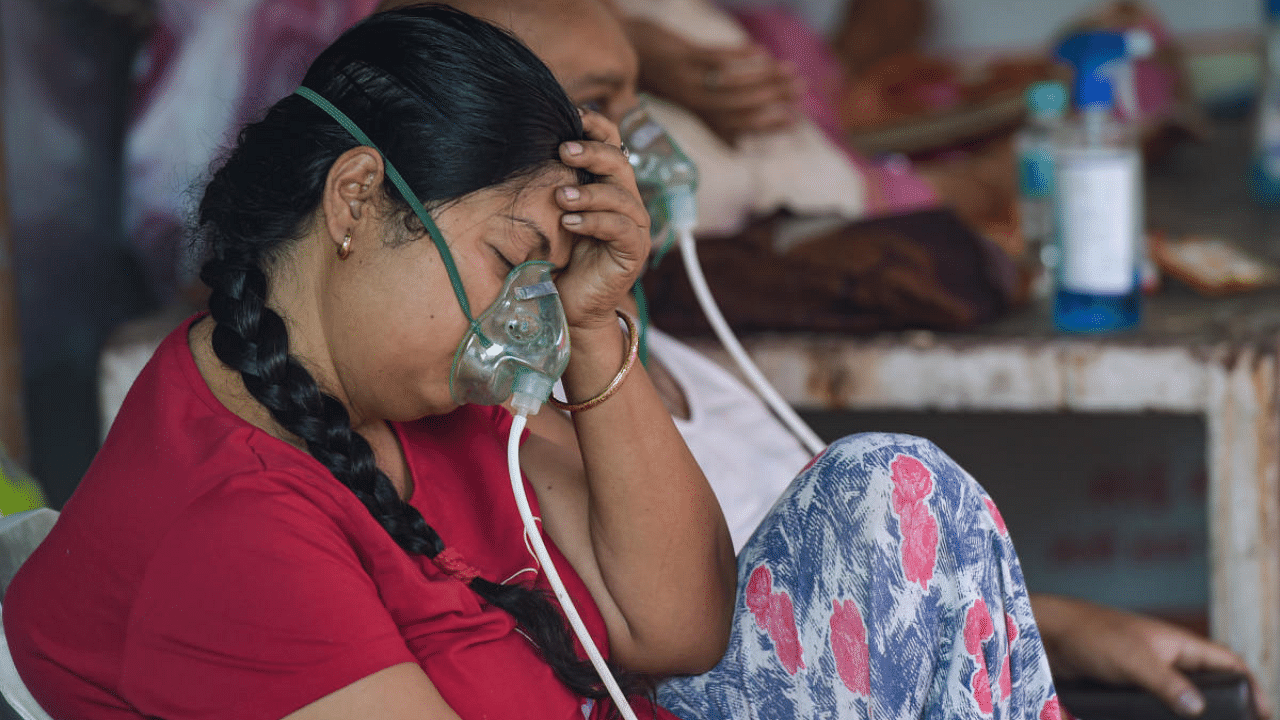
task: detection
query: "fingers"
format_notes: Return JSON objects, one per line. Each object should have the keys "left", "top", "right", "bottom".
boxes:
{"left": 691, "top": 52, "right": 801, "bottom": 141}
{"left": 556, "top": 183, "right": 649, "bottom": 246}
{"left": 1173, "top": 633, "right": 1251, "bottom": 674}
{"left": 700, "top": 58, "right": 798, "bottom": 107}
{"left": 716, "top": 102, "right": 793, "bottom": 137}
{"left": 703, "top": 79, "right": 797, "bottom": 114}
{"left": 560, "top": 115, "right": 635, "bottom": 190}
{"left": 558, "top": 188, "right": 650, "bottom": 260}
{"left": 1126, "top": 617, "right": 1264, "bottom": 718}
{"left": 576, "top": 108, "right": 623, "bottom": 149}
{"left": 552, "top": 114, "right": 651, "bottom": 327}
{"left": 1138, "top": 665, "right": 1207, "bottom": 718}
{"left": 1170, "top": 638, "right": 1272, "bottom": 719}
{"left": 698, "top": 52, "right": 780, "bottom": 90}
{"left": 1029, "top": 595, "right": 1253, "bottom": 719}
{"left": 558, "top": 110, "right": 643, "bottom": 226}
{"left": 707, "top": 56, "right": 799, "bottom": 97}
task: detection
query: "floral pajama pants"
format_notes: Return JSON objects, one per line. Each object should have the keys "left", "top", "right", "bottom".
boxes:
{"left": 658, "top": 433, "right": 1060, "bottom": 720}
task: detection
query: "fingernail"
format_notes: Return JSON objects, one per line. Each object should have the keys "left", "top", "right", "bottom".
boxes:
{"left": 561, "top": 186, "right": 580, "bottom": 201}
{"left": 561, "top": 213, "right": 583, "bottom": 226}
{"left": 564, "top": 141, "right": 584, "bottom": 156}
{"left": 1178, "top": 690, "right": 1205, "bottom": 716}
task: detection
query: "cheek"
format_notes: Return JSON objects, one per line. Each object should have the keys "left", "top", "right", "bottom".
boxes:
{"left": 378, "top": 289, "right": 467, "bottom": 371}
{"left": 326, "top": 263, "right": 465, "bottom": 401}
{"left": 350, "top": 303, "right": 468, "bottom": 421}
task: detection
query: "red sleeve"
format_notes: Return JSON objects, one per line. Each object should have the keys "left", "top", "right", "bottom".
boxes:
{"left": 119, "top": 473, "right": 417, "bottom": 720}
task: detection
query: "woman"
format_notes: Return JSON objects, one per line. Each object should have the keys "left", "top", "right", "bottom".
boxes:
{"left": 3, "top": 5, "right": 1054, "bottom": 719}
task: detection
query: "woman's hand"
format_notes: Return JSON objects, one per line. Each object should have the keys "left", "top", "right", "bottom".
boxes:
{"left": 625, "top": 18, "right": 800, "bottom": 145}
{"left": 1031, "top": 593, "right": 1271, "bottom": 719}
{"left": 553, "top": 108, "right": 650, "bottom": 334}
{"left": 524, "top": 116, "right": 735, "bottom": 678}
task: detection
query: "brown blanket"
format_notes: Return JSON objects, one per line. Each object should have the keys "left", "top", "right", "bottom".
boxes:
{"left": 641, "top": 209, "right": 1020, "bottom": 335}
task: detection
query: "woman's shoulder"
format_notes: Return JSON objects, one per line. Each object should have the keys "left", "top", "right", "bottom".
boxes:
{"left": 148, "top": 465, "right": 391, "bottom": 568}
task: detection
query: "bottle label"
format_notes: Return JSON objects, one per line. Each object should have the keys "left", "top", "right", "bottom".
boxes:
{"left": 1056, "top": 152, "right": 1140, "bottom": 295}
{"left": 1019, "top": 147, "right": 1054, "bottom": 199}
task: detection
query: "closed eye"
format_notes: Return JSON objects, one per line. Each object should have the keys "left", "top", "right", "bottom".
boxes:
{"left": 490, "top": 244, "right": 516, "bottom": 272}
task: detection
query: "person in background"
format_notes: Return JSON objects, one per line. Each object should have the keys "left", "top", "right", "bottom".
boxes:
{"left": 612, "top": 0, "right": 1009, "bottom": 238}
{"left": 379, "top": 1, "right": 1272, "bottom": 717}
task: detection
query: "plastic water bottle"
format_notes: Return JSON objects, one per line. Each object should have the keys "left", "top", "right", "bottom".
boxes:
{"left": 1051, "top": 30, "right": 1152, "bottom": 333}
{"left": 1015, "top": 81, "right": 1067, "bottom": 299}
{"left": 1252, "top": 0, "right": 1280, "bottom": 203}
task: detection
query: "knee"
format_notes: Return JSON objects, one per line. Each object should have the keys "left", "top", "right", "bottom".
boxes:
{"left": 799, "top": 432, "right": 1002, "bottom": 539}
{"left": 806, "top": 433, "right": 978, "bottom": 495}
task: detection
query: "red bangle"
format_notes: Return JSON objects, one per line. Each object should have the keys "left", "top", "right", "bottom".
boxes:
{"left": 549, "top": 310, "right": 640, "bottom": 412}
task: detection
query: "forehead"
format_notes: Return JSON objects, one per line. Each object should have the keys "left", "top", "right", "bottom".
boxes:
{"left": 464, "top": 166, "right": 577, "bottom": 263}
{"left": 512, "top": 1, "right": 636, "bottom": 89}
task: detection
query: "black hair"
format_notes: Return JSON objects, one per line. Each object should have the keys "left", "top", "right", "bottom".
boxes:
{"left": 196, "top": 4, "right": 646, "bottom": 710}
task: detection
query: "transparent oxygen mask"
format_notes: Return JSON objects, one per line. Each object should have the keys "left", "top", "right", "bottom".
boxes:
{"left": 619, "top": 102, "right": 699, "bottom": 254}
{"left": 450, "top": 261, "right": 570, "bottom": 414}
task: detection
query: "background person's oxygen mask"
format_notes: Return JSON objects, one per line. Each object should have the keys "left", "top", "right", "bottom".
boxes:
{"left": 616, "top": 98, "right": 828, "bottom": 456}
{"left": 619, "top": 101, "right": 699, "bottom": 262}
{"left": 450, "top": 261, "right": 570, "bottom": 414}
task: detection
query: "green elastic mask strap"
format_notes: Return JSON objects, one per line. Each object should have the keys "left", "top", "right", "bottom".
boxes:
{"left": 294, "top": 86, "right": 486, "bottom": 343}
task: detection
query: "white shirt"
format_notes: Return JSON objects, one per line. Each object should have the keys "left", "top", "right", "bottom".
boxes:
{"left": 647, "top": 329, "right": 814, "bottom": 552}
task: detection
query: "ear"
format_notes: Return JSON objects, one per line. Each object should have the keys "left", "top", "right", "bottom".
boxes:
{"left": 320, "top": 146, "right": 384, "bottom": 256}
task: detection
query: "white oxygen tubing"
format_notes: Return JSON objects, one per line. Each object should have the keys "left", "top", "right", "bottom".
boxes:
{"left": 676, "top": 226, "right": 828, "bottom": 456}
{"left": 507, "top": 413, "right": 641, "bottom": 720}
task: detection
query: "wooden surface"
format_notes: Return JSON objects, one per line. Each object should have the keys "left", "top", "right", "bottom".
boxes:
{"left": 687, "top": 118, "right": 1280, "bottom": 718}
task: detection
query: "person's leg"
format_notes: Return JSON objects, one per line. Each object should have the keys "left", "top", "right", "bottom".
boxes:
{"left": 659, "top": 432, "right": 1059, "bottom": 719}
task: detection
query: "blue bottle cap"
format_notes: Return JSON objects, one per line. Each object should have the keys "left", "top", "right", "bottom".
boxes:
{"left": 1054, "top": 30, "right": 1139, "bottom": 110}
{"left": 1026, "top": 81, "right": 1067, "bottom": 116}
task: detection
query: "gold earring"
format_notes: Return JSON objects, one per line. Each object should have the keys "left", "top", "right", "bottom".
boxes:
{"left": 337, "top": 231, "right": 353, "bottom": 260}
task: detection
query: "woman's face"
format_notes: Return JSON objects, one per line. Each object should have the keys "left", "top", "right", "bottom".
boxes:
{"left": 318, "top": 167, "right": 576, "bottom": 425}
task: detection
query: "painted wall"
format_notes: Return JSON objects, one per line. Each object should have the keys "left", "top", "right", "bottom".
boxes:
{"left": 804, "top": 411, "right": 1211, "bottom": 621}
{"left": 927, "top": 0, "right": 1263, "bottom": 54}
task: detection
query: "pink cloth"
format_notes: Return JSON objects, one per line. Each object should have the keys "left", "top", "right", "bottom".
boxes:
{"left": 727, "top": 6, "right": 843, "bottom": 137}
{"left": 727, "top": 5, "right": 940, "bottom": 216}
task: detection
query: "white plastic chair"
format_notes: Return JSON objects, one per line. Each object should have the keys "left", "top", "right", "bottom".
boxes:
{"left": 0, "top": 508, "right": 59, "bottom": 720}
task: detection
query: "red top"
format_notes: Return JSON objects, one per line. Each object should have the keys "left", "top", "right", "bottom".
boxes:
{"left": 4, "top": 315, "right": 676, "bottom": 720}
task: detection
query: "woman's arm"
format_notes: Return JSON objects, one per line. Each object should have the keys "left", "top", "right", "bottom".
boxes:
{"left": 1031, "top": 593, "right": 1271, "bottom": 718}
{"left": 520, "top": 110, "right": 737, "bottom": 677}
{"left": 283, "top": 663, "right": 461, "bottom": 720}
